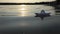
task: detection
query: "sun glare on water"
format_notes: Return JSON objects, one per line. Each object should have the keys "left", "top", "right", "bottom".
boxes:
{"left": 20, "top": 11, "right": 27, "bottom": 16}
{"left": 18, "top": 5, "right": 28, "bottom": 17}
{"left": 20, "top": 4, "right": 26, "bottom": 6}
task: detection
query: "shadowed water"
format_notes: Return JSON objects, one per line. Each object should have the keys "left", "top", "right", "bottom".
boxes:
{"left": 0, "top": 15, "right": 60, "bottom": 34}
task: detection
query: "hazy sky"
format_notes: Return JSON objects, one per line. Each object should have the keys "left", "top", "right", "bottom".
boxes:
{"left": 0, "top": 0, "right": 56, "bottom": 3}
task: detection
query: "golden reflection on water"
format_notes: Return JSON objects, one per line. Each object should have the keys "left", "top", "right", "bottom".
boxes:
{"left": 20, "top": 11, "right": 28, "bottom": 17}
{"left": 20, "top": 4, "right": 26, "bottom": 6}
{"left": 17, "top": 5, "right": 55, "bottom": 17}
{"left": 20, "top": 8, "right": 26, "bottom": 10}
{"left": 18, "top": 5, "right": 28, "bottom": 17}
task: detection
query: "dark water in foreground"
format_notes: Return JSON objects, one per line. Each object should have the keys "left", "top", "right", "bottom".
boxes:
{"left": 0, "top": 16, "right": 60, "bottom": 34}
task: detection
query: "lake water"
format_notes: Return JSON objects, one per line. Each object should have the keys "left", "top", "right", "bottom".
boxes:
{"left": 0, "top": 16, "right": 60, "bottom": 33}
{"left": 0, "top": 5, "right": 55, "bottom": 16}
{"left": 0, "top": 5, "right": 60, "bottom": 34}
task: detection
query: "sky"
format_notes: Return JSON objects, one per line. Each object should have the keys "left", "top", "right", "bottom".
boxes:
{"left": 0, "top": 0, "right": 56, "bottom": 3}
